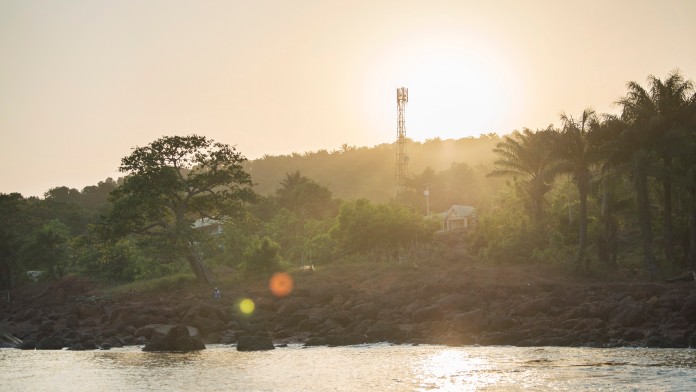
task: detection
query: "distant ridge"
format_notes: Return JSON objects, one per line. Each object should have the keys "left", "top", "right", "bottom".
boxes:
{"left": 245, "top": 136, "right": 499, "bottom": 202}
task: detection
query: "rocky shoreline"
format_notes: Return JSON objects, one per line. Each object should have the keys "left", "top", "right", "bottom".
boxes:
{"left": 2, "top": 264, "right": 696, "bottom": 351}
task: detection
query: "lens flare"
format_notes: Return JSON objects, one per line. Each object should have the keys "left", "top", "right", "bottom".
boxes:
{"left": 239, "top": 298, "right": 255, "bottom": 314}
{"left": 269, "top": 272, "right": 294, "bottom": 297}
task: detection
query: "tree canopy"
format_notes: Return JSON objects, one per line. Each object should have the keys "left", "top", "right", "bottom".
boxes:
{"left": 104, "top": 135, "right": 256, "bottom": 282}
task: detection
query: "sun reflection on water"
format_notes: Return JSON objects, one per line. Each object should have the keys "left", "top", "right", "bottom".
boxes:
{"left": 412, "top": 349, "right": 501, "bottom": 391}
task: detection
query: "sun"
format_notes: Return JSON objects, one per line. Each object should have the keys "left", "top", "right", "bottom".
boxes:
{"left": 362, "top": 29, "right": 520, "bottom": 141}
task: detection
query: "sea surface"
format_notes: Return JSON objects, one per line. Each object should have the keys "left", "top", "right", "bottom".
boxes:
{"left": 1, "top": 344, "right": 696, "bottom": 391}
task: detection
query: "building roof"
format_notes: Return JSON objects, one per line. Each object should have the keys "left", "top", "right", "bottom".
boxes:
{"left": 446, "top": 205, "right": 476, "bottom": 219}
{"left": 192, "top": 217, "right": 222, "bottom": 228}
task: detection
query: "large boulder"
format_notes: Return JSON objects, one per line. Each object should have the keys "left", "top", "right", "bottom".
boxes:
{"left": 142, "top": 324, "right": 205, "bottom": 352}
{"left": 138, "top": 324, "right": 201, "bottom": 340}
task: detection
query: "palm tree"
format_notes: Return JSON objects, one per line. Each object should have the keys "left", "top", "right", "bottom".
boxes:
{"left": 551, "top": 109, "right": 600, "bottom": 269}
{"left": 277, "top": 171, "right": 307, "bottom": 199}
{"left": 674, "top": 91, "right": 696, "bottom": 269}
{"left": 489, "top": 128, "right": 556, "bottom": 224}
{"left": 646, "top": 72, "right": 693, "bottom": 265}
{"left": 618, "top": 71, "right": 694, "bottom": 272}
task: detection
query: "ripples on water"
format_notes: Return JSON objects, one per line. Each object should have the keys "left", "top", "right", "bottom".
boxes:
{"left": 2, "top": 345, "right": 696, "bottom": 391}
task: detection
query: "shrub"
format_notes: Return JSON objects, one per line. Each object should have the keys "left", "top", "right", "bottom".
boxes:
{"left": 241, "top": 236, "right": 283, "bottom": 273}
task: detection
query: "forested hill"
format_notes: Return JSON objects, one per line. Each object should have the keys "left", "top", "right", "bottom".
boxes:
{"left": 244, "top": 135, "right": 500, "bottom": 202}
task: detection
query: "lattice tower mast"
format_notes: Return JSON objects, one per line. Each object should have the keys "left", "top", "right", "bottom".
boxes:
{"left": 395, "top": 87, "right": 409, "bottom": 190}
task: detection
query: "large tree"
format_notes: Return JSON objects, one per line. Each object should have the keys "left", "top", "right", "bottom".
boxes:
{"left": 104, "top": 135, "right": 256, "bottom": 282}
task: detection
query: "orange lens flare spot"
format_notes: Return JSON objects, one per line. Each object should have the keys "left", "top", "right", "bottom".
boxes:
{"left": 269, "top": 272, "right": 294, "bottom": 298}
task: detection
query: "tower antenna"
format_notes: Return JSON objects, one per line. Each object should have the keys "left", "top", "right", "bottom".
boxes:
{"left": 395, "top": 87, "right": 409, "bottom": 192}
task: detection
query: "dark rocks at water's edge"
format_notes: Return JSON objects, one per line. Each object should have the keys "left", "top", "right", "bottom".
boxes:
{"left": 236, "top": 334, "right": 275, "bottom": 351}
{"left": 2, "top": 272, "right": 696, "bottom": 350}
{"left": 0, "top": 331, "right": 23, "bottom": 348}
{"left": 142, "top": 324, "right": 205, "bottom": 352}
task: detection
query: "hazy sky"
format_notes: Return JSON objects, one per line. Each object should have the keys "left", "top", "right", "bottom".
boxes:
{"left": 2, "top": 0, "right": 695, "bottom": 197}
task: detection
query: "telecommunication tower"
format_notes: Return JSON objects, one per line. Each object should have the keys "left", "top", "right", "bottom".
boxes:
{"left": 395, "top": 87, "right": 409, "bottom": 191}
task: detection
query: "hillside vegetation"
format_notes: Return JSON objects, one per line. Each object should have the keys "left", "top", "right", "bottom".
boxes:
{"left": 1, "top": 70, "right": 696, "bottom": 291}
{"left": 245, "top": 136, "right": 499, "bottom": 202}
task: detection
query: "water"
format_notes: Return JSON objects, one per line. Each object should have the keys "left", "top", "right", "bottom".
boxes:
{"left": 2, "top": 344, "right": 696, "bottom": 391}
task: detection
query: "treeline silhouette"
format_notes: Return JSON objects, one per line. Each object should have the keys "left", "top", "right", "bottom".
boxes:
{"left": 1, "top": 70, "right": 694, "bottom": 288}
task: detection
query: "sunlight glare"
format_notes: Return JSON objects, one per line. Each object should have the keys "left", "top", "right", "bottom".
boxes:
{"left": 412, "top": 349, "right": 499, "bottom": 391}
{"left": 363, "top": 29, "right": 521, "bottom": 140}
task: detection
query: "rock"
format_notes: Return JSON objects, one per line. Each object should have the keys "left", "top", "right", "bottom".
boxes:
{"left": 328, "top": 311, "right": 353, "bottom": 327}
{"left": 451, "top": 309, "right": 488, "bottom": 333}
{"left": 303, "top": 337, "right": 327, "bottom": 347}
{"left": 82, "top": 319, "right": 97, "bottom": 328}
{"left": 276, "top": 301, "right": 300, "bottom": 317}
{"left": 131, "top": 314, "right": 162, "bottom": 328}
{"left": 142, "top": 324, "right": 201, "bottom": 340}
{"left": 61, "top": 329, "right": 81, "bottom": 342}
{"left": 236, "top": 335, "right": 274, "bottom": 351}
{"left": 65, "top": 314, "right": 80, "bottom": 329}
{"left": 38, "top": 321, "right": 55, "bottom": 336}
{"left": 18, "top": 340, "right": 36, "bottom": 350}
{"left": 280, "top": 313, "right": 308, "bottom": 328}
{"left": 623, "top": 329, "right": 646, "bottom": 341}
{"left": 187, "top": 315, "right": 225, "bottom": 334}
{"left": 135, "top": 325, "right": 155, "bottom": 339}
{"left": 142, "top": 324, "right": 205, "bottom": 352}
{"left": 68, "top": 343, "right": 88, "bottom": 351}
{"left": 326, "top": 333, "right": 368, "bottom": 346}
{"left": 688, "top": 331, "right": 696, "bottom": 348}
{"left": 411, "top": 305, "right": 444, "bottom": 323}
{"left": 437, "top": 293, "right": 472, "bottom": 310}
{"left": 610, "top": 300, "right": 645, "bottom": 327}
{"left": 36, "top": 336, "right": 65, "bottom": 350}
{"left": 351, "top": 303, "right": 379, "bottom": 319}
{"left": 512, "top": 297, "right": 553, "bottom": 317}
{"left": 366, "top": 321, "right": 401, "bottom": 342}
{"left": 645, "top": 334, "right": 678, "bottom": 348}
{"left": 1, "top": 332, "right": 22, "bottom": 348}
{"left": 82, "top": 340, "right": 98, "bottom": 350}
{"left": 76, "top": 304, "right": 102, "bottom": 318}
{"left": 680, "top": 294, "right": 696, "bottom": 323}
{"left": 487, "top": 311, "right": 514, "bottom": 331}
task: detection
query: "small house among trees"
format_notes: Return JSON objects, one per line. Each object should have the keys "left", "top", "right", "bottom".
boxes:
{"left": 443, "top": 205, "right": 476, "bottom": 231}
{"left": 193, "top": 218, "right": 223, "bottom": 236}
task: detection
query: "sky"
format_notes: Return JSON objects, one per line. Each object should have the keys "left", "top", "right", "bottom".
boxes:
{"left": 1, "top": 0, "right": 695, "bottom": 197}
